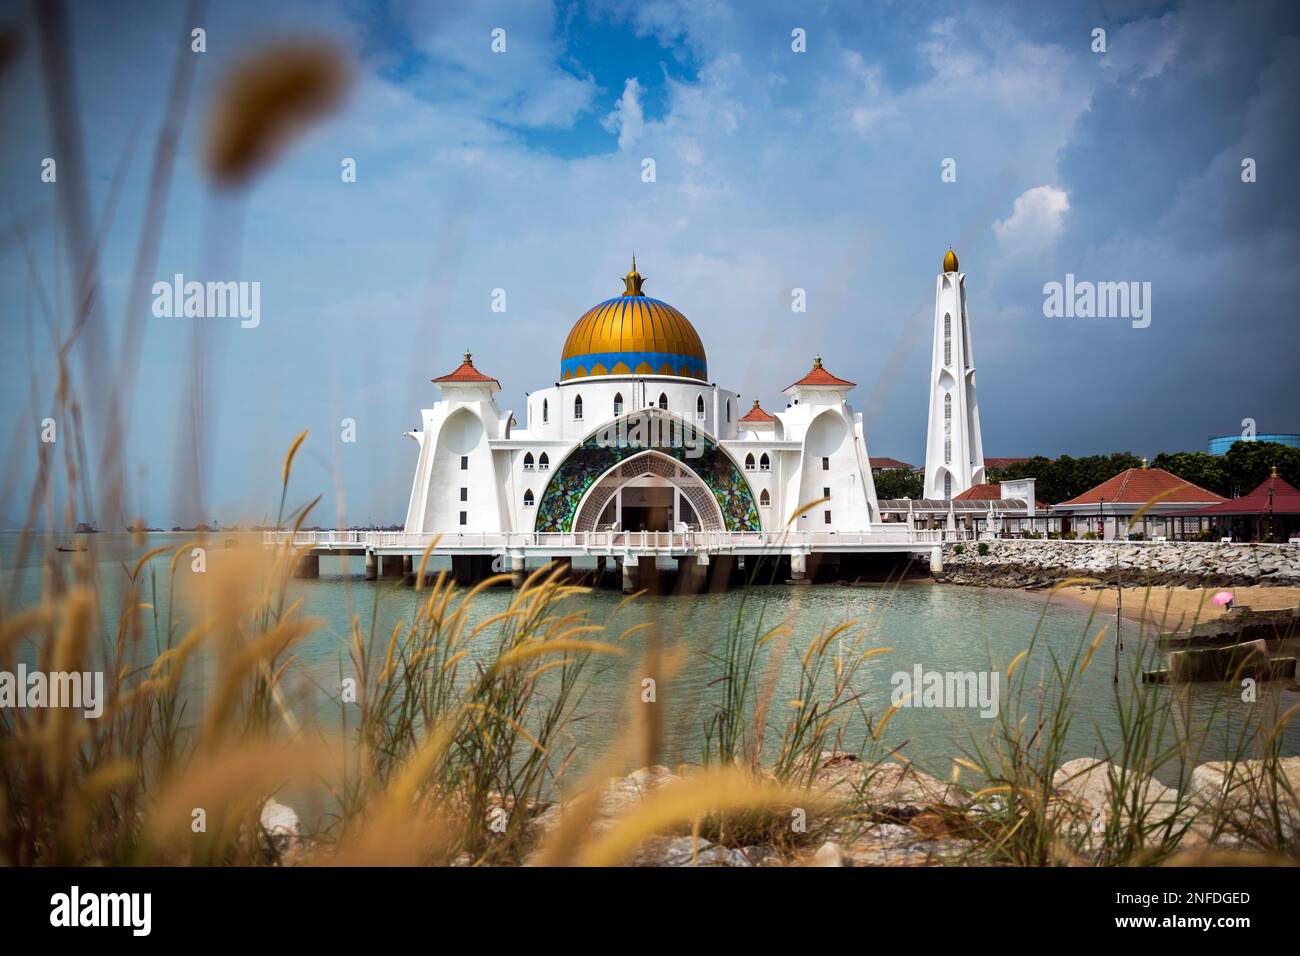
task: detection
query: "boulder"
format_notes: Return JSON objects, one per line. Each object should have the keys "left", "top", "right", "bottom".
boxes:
{"left": 258, "top": 797, "right": 302, "bottom": 856}
{"left": 808, "top": 841, "right": 844, "bottom": 867}
{"left": 1052, "top": 758, "right": 1181, "bottom": 831}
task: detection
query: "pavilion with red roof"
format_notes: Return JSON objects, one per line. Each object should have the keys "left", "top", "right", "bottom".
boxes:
{"left": 1166, "top": 468, "right": 1300, "bottom": 542}
{"left": 1051, "top": 459, "right": 1225, "bottom": 540}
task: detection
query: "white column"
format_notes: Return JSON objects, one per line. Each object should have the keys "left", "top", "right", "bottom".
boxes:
{"left": 924, "top": 254, "right": 985, "bottom": 499}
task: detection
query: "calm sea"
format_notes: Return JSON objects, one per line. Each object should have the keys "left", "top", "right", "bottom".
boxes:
{"left": 4, "top": 532, "right": 1297, "bottom": 785}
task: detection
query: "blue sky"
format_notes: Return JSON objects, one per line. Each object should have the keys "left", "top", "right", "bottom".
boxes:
{"left": 1, "top": 0, "right": 1297, "bottom": 528}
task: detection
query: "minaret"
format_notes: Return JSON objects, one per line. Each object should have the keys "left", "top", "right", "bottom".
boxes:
{"left": 923, "top": 248, "right": 985, "bottom": 498}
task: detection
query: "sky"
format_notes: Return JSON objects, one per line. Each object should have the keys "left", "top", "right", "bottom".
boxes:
{"left": 1, "top": 0, "right": 1297, "bottom": 528}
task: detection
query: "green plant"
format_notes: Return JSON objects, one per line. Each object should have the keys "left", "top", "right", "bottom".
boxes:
{"left": 977, "top": 542, "right": 990, "bottom": 556}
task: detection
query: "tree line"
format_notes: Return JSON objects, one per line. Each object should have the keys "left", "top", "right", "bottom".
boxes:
{"left": 870, "top": 441, "right": 1299, "bottom": 505}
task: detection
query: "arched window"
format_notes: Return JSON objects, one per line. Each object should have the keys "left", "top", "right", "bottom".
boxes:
{"left": 574, "top": 394, "right": 583, "bottom": 420}
{"left": 523, "top": 489, "right": 535, "bottom": 507}
{"left": 745, "top": 453, "right": 755, "bottom": 471}
{"left": 657, "top": 392, "right": 668, "bottom": 411}
{"left": 696, "top": 395, "right": 705, "bottom": 420}
{"left": 759, "top": 453, "right": 770, "bottom": 472}
{"left": 760, "top": 489, "right": 771, "bottom": 507}
{"left": 943, "top": 472, "right": 953, "bottom": 498}
{"left": 538, "top": 452, "right": 549, "bottom": 471}
{"left": 542, "top": 398, "right": 548, "bottom": 423}
{"left": 726, "top": 400, "right": 731, "bottom": 423}
{"left": 523, "top": 452, "right": 535, "bottom": 471}
{"left": 943, "top": 394, "right": 952, "bottom": 465}
{"left": 944, "top": 313, "right": 952, "bottom": 367}
{"left": 613, "top": 392, "right": 623, "bottom": 416}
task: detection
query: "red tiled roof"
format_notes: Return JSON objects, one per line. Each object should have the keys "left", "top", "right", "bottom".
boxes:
{"left": 985, "top": 457, "right": 1030, "bottom": 469}
{"left": 1055, "top": 466, "right": 1225, "bottom": 508}
{"left": 786, "top": 355, "right": 855, "bottom": 391}
{"left": 955, "top": 482, "right": 1045, "bottom": 509}
{"left": 871, "top": 457, "right": 913, "bottom": 470}
{"left": 738, "top": 400, "right": 776, "bottom": 423}
{"left": 1172, "top": 473, "right": 1300, "bottom": 516}
{"left": 954, "top": 482, "right": 1003, "bottom": 501}
{"left": 433, "top": 352, "right": 500, "bottom": 387}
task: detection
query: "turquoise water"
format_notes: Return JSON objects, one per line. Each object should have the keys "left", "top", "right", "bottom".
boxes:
{"left": 5, "top": 533, "right": 1298, "bottom": 785}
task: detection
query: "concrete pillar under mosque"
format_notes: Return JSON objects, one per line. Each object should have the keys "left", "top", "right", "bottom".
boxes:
{"left": 675, "top": 555, "right": 707, "bottom": 593}
{"left": 511, "top": 555, "right": 526, "bottom": 589}
{"left": 637, "top": 556, "right": 661, "bottom": 594}
{"left": 364, "top": 552, "right": 377, "bottom": 580}
{"left": 294, "top": 553, "right": 320, "bottom": 579}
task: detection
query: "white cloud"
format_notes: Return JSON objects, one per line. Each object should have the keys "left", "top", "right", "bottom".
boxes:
{"left": 603, "top": 77, "right": 645, "bottom": 150}
{"left": 993, "top": 186, "right": 1071, "bottom": 253}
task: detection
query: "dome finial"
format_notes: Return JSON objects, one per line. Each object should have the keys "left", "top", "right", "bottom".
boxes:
{"left": 813, "top": 354, "right": 823, "bottom": 369}
{"left": 943, "top": 247, "right": 959, "bottom": 273}
{"left": 463, "top": 350, "right": 473, "bottom": 365}
{"left": 622, "top": 255, "right": 645, "bottom": 296}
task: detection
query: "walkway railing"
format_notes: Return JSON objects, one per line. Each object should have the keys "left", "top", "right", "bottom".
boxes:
{"left": 261, "top": 526, "right": 963, "bottom": 552}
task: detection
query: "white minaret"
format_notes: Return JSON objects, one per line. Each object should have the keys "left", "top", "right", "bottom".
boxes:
{"left": 923, "top": 248, "right": 985, "bottom": 499}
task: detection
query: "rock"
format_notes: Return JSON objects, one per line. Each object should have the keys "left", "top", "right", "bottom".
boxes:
{"left": 532, "top": 765, "right": 682, "bottom": 836}
{"left": 1049, "top": 758, "right": 1186, "bottom": 859}
{"left": 259, "top": 797, "right": 302, "bottom": 856}
{"left": 940, "top": 540, "right": 1300, "bottom": 590}
{"left": 841, "top": 822, "right": 973, "bottom": 866}
{"left": 1186, "top": 757, "right": 1300, "bottom": 841}
{"left": 624, "top": 835, "right": 751, "bottom": 867}
{"left": 1052, "top": 758, "right": 1181, "bottom": 831}
{"left": 800, "top": 751, "right": 966, "bottom": 813}
{"left": 861, "top": 761, "right": 969, "bottom": 814}
{"left": 809, "top": 841, "right": 844, "bottom": 867}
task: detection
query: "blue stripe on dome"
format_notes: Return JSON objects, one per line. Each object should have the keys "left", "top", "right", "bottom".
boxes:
{"left": 560, "top": 351, "right": 707, "bottom": 380}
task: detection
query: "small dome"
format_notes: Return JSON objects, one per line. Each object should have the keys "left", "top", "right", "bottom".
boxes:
{"left": 560, "top": 258, "right": 707, "bottom": 381}
{"left": 943, "top": 248, "right": 959, "bottom": 273}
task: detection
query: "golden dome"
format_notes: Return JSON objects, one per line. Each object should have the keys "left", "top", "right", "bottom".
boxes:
{"left": 943, "top": 248, "right": 959, "bottom": 273}
{"left": 561, "top": 259, "right": 707, "bottom": 381}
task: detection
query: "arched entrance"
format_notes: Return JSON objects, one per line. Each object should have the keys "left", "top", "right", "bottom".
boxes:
{"left": 533, "top": 409, "right": 761, "bottom": 533}
{"left": 573, "top": 451, "right": 725, "bottom": 533}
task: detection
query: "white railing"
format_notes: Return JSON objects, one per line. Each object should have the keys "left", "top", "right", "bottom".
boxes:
{"left": 261, "top": 526, "right": 964, "bottom": 552}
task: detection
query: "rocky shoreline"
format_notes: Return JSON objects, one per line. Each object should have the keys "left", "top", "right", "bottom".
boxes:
{"left": 934, "top": 540, "right": 1300, "bottom": 590}
{"left": 261, "top": 754, "right": 1300, "bottom": 866}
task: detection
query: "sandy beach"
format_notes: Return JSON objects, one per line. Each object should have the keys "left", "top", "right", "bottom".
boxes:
{"left": 1056, "top": 584, "right": 1300, "bottom": 630}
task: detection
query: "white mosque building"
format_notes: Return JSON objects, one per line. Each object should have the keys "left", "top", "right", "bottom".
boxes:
{"left": 399, "top": 250, "right": 993, "bottom": 556}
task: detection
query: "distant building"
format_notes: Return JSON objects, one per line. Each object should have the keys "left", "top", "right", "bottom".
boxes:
{"left": 1168, "top": 467, "right": 1300, "bottom": 542}
{"left": 870, "top": 457, "right": 913, "bottom": 474}
{"left": 1208, "top": 434, "right": 1300, "bottom": 455}
{"left": 1051, "top": 460, "right": 1224, "bottom": 539}
{"left": 955, "top": 481, "right": 1046, "bottom": 511}
{"left": 984, "top": 456, "right": 1030, "bottom": 470}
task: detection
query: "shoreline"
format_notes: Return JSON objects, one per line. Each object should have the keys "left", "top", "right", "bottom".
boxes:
{"left": 1022, "top": 582, "right": 1300, "bottom": 630}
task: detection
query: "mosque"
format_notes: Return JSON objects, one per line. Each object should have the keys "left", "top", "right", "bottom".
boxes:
{"left": 400, "top": 250, "right": 990, "bottom": 548}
